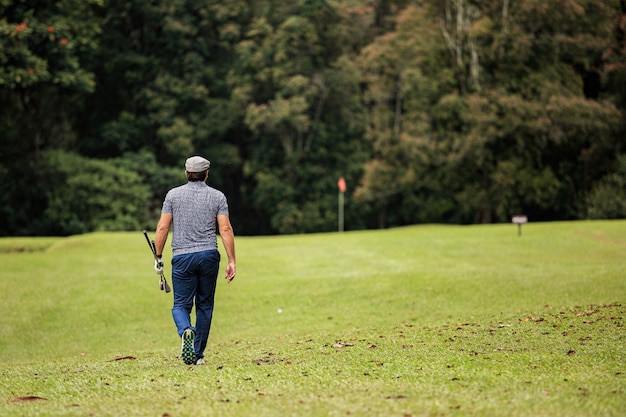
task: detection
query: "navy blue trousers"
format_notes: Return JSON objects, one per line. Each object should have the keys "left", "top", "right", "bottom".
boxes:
{"left": 171, "top": 250, "right": 220, "bottom": 359}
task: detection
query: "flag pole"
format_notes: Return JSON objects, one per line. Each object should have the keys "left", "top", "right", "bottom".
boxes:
{"left": 338, "top": 190, "right": 344, "bottom": 232}
{"left": 337, "top": 177, "right": 346, "bottom": 233}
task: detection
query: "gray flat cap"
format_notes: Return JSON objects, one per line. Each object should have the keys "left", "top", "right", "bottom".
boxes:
{"left": 185, "top": 156, "right": 210, "bottom": 172}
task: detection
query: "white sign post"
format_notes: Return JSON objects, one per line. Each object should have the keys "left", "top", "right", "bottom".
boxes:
{"left": 512, "top": 215, "right": 528, "bottom": 237}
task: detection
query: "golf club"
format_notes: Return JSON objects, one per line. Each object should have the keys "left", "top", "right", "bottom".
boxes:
{"left": 142, "top": 230, "right": 171, "bottom": 293}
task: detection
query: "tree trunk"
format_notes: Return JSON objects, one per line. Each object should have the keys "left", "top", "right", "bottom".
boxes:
{"left": 378, "top": 203, "right": 387, "bottom": 229}
{"left": 393, "top": 72, "right": 403, "bottom": 142}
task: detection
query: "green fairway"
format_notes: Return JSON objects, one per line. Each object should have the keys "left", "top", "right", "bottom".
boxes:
{"left": 0, "top": 221, "right": 624, "bottom": 416}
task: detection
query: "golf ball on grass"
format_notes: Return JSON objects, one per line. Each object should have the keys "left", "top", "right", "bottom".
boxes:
{"left": 277, "top": 308, "right": 283, "bottom": 314}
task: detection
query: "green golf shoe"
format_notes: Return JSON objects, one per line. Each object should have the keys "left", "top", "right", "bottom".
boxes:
{"left": 181, "top": 329, "right": 195, "bottom": 365}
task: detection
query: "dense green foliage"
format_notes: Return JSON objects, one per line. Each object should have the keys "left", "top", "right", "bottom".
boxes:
{"left": 1, "top": 0, "right": 625, "bottom": 235}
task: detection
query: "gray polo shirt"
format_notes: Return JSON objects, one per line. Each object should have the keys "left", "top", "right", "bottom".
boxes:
{"left": 162, "top": 181, "right": 229, "bottom": 257}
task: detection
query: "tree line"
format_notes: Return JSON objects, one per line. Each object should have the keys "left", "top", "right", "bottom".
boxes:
{"left": 1, "top": 0, "right": 625, "bottom": 236}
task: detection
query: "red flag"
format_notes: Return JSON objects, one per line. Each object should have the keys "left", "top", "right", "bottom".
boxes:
{"left": 337, "top": 177, "right": 347, "bottom": 193}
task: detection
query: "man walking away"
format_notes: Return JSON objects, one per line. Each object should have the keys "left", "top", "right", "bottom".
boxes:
{"left": 153, "top": 155, "right": 236, "bottom": 365}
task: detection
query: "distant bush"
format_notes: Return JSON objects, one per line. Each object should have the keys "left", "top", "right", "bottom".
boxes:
{"left": 33, "top": 150, "right": 150, "bottom": 234}
{"left": 586, "top": 155, "right": 626, "bottom": 220}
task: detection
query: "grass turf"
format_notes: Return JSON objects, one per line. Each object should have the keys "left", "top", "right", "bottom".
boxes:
{"left": 0, "top": 220, "right": 624, "bottom": 416}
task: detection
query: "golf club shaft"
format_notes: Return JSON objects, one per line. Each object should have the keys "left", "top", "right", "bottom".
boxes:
{"left": 161, "top": 274, "right": 171, "bottom": 292}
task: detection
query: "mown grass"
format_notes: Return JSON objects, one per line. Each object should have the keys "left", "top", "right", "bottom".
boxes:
{"left": 0, "top": 220, "right": 624, "bottom": 416}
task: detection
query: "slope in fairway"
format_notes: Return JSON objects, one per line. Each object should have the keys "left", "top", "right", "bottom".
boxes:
{"left": 1, "top": 220, "right": 624, "bottom": 359}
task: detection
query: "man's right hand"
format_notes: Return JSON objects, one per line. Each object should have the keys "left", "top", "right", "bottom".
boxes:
{"left": 154, "top": 258, "right": 164, "bottom": 275}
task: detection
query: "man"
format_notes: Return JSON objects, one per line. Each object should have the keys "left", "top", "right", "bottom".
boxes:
{"left": 153, "top": 155, "right": 236, "bottom": 365}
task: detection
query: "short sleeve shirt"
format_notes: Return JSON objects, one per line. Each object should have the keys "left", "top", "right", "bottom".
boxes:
{"left": 161, "top": 181, "right": 229, "bottom": 257}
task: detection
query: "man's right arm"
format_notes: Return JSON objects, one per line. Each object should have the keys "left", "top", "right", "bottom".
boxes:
{"left": 155, "top": 213, "right": 173, "bottom": 257}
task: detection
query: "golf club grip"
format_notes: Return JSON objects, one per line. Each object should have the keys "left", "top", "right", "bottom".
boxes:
{"left": 142, "top": 230, "right": 156, "bottom": 255}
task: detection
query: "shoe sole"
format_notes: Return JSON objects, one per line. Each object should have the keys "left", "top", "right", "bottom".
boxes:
{"left": 181, "top": 329, "right": 195, "bottom": 365}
